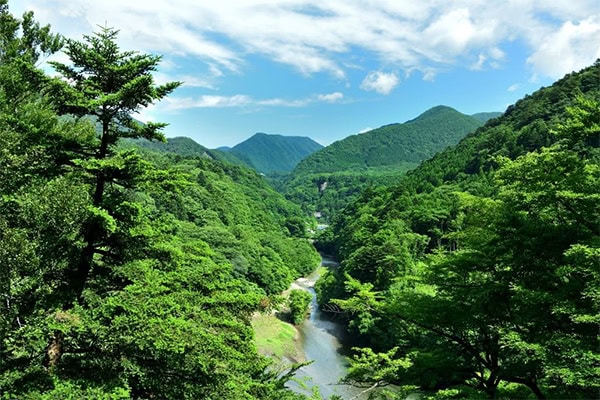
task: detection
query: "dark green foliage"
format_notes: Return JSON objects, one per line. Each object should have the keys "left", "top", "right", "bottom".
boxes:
{"left": 282, "top": 166, "right": 413, "bottom": 221}
{"left": 288, "top": 289, "right": 313, "bottom": 325}
{"left": 319, "top": 62, "right": 600, "bottom": 398}
{"left": 228, "top": 132, "right": 324, "bottom": 174}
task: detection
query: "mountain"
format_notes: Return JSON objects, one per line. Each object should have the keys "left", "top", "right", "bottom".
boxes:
{"left": 281, "top": 106, "right": 484, "bottom": 220}
{"left": 402, "top": 62, "right": 600, "bottom": 193}
{"left": 126, "top": 136, "right": 209, "bottom": 157}
{"left": 228, "top": 132, "right": 323, "bottom": 174}
{"left": 470, "top": 111, "right": 502, "bottom": 123}
{"left": 293, "top": 106, "right": 483, "bottom": 175}
{"left": 315, "top": 61, "right": 600, "bottom": 399}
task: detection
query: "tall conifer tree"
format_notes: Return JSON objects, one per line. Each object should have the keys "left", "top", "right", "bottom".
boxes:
{"left": 49, "top": 26, "right": 181, "bottom": 305}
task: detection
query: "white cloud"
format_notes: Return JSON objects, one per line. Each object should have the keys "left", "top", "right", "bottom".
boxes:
{"left": 13, "top": 0, "right": 600, "bottom": 80}
{"left": 317, "top": 92, "right": 344, "bottom": 102}
{"left": 507, "top": 83, "right": 520, "bottom": 92}
{"left": 153, "top": 72, "right": 216, "bottom": 89}
{"left": 471, "top": 54, "right": 487, "bottom": 70}
{"left": 358, "top": 127, "right": 373, "bottom": 134}
{"left": 526, "top": 16, "right": 600, "bottom": 78}
{"left": 161, "top": 91, "right": 345, "bottom": 110}
{"left": 360, "top": 71, "right": 399, "bottom": 95}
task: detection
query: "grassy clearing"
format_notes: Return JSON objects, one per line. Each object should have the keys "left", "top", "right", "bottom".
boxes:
{"left": 252, "top": 314, "right": 303, "bottom": 362}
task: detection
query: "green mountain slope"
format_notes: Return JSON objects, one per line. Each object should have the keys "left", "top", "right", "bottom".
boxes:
{"left": 402, "top": 62, "right": 600, "bottom": 193}
{"left": 123, "top": 136, "right": 257, "bottom": 169}
{"left": 470, "top": 111, "right": 502, "bottom": 123}
{"left": 282, "top": 106, "right": 484, "bottom": 220}
{"left": 293, "top": 106, "right": 483, "bottom": 175}
{"left": 316, "top": 61, "right": 600, "bottom": 399}
{"left": 228, "top": 132, "right": 323, "bottom": 174}
{"left": 128, "top": 136, "right": 209, "bottom": 156}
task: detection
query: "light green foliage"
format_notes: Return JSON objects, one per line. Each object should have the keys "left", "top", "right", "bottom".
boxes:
{"left": 345, "top": 347, "right": 412, "bottom": 387}
{"left": 288, "top": 289, "right": 313, "bottom": 325}
{"left": 332, "top": 275, "right": 381, "bottom": 334}
{"left": 320, "top": 63, "right": 600, "bottom": 399}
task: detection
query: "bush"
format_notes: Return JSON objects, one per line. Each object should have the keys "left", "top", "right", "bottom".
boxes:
{"left": 288, "top": 289, "right": 313, "bottom": 324}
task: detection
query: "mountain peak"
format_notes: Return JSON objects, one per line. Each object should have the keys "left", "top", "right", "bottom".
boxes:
{"left": 293, "top": 106, "right": 482, "bottom": 175}
{"left": 405, "top": 105, "right": 460, "bottom": 124}
{"left": 230, "top": 133, "right": 323, "bottom": 174}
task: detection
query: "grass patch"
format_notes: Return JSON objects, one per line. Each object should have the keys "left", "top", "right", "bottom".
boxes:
{"left": 252, "top": 314, "right": 303, "bottom": 362}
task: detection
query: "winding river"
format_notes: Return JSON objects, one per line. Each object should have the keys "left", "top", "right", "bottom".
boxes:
{"left": 286, "top": 257, "right": 367, "bottom": 399}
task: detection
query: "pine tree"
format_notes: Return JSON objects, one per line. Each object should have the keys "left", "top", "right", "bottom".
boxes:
{"left": 49, "top": 26, "right": 181, "bottom": 306}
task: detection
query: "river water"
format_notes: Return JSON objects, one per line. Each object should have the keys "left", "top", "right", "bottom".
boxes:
{"left": 287, "top": 257, "right": 367, "bottom": 399}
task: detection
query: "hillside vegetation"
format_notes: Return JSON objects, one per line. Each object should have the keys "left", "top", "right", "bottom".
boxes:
{"left": 282, "top": 106, "right": 484, "bottom": 220}
{"left": 0, "top": 7, "right": 318, "bottom": 398}
{"left": 315, "top": 61, "right": 600, "bottom": 399}
{"left": 227, "top": 132, "right": 324, "bottom": 174}
{"left": 293, "top": 106, "right": 482, "bottom": 175}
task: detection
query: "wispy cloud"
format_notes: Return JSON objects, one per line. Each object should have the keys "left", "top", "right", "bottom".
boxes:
{"left": 162, "top": 91, "right": 345, "bottom": 110}
{"left": 18, "top": 0, "right": 600, "bottom": 80}
{"left": 317, "top": 92, "right": 344, "bottom": 102}
{"left": 153, "top": 72, "right": 217, "bottom": 89}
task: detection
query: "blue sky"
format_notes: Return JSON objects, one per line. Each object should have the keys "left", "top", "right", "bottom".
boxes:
{"left": 13, "top": 0, "right": 600, "bottom": 148}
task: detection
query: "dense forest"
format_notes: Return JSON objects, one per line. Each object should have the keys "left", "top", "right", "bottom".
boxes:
{"left": 281, "top": 106, "right": 486, "bottom": 220}
{"left": 315, "top": 61, "right": 600, "bottom": 398}
{"left": 0, "top": 4, "right": 319, "bottom": 398}
{"left": 2, "top": 1, "right": 599, "bottom": 399}
{"left": 225, "top": 132, "right": 324, "bottom": 174}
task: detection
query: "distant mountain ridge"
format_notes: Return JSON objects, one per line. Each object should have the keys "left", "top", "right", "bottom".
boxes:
{"left": 280, "top": 105, "right": 487, "bottom": 220}
{"left": 228, "top": 132, "right": 323, "bottom": 174}
{"left": 127, "top": 136, "right": 209, "bottom": 157}
{"left": 470, "top": 111, "right": 503, "bottom": 123}
{"left": 124, "top": 133, "right": 323, "bottom": 174}
{"left": 293, "top": 105, "right": 484, "bottom": 175}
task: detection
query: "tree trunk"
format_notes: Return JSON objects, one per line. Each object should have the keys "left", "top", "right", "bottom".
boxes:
{"left": 44, "top": 331, "right": 64, "bottom": 369}
{"left": 507, "top": 376, "right": 546, "bottom": 400}
{"left": 526, "top": 381, "right": 546, "bottom": 400}
{"left": 71, "top": 118, "right": 111, "bottom": 304}
{"left": 48, "top": 119, "right": 111, "bottom": 368}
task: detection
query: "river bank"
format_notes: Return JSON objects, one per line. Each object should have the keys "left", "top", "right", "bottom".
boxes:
{"left": 252, "top": 256, "right": 367, "bottom": 399}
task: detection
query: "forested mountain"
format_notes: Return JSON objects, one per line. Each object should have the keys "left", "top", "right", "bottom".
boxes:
{"left": 134, "top": 133, "right": 324, "bottom": 175}
{"left": 315, "top": 61, "right": 600, "bottom": 399}
{"left": 0, "top": 6, "right": 318, "bottom": 398}
{"left": 470, "top": 111, "right": 502, "bottom": 123}
{"left": 281, "top": 106, "right": 484, "bottom": 220}
{"left": 128, "top": 136, "right": 209, "bottom": 157}
{"left": 228, "top": 132, "right": 324, "bottom": 174}
{"left": 293, "top": 106, "right": 482, "bottom": 175}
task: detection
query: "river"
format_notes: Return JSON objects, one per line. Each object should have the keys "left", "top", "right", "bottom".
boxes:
{"left": 286, "top": 257, "right": 368, "bottom": 399}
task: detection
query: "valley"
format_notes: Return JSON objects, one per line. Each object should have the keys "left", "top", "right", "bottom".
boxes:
{"left": 1, "top": 2, "right": 598, "bottom": 399}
